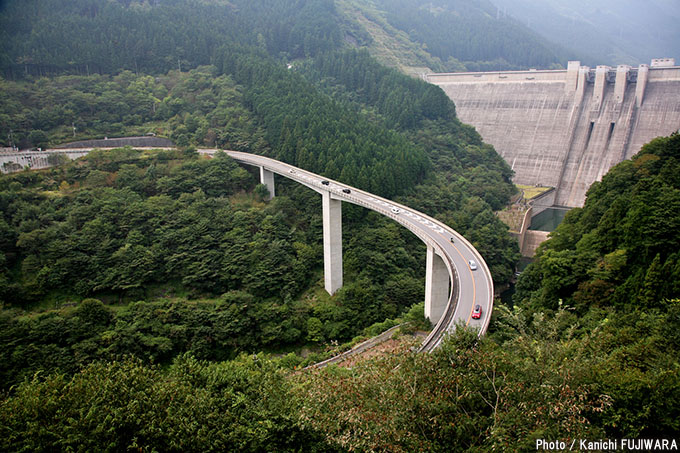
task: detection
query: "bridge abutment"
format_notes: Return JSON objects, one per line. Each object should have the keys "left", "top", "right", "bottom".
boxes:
{"left": 424, "top": 245, "right": 449, "bottom": 325}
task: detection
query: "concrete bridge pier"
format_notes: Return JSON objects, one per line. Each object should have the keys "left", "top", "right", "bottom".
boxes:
{"left": 259, "top": 167, "right": 276, "bottom": 200}
{"left": 424, "top": 245, "right": 449, "bottom": 324}
{"left": 322, "top": 191, "right": 343, "bottom": 294}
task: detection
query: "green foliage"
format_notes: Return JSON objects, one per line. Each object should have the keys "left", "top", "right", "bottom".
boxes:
{"left": 0, "top": 295, "right": 308, "bottom": 391}
{"left": 297, "top": 325, "right": 608, "bottom": 451}
{"left": 0, "top": 0, "right": 342, "bottom": 77}
{"left": 0, "top": 3, "right": 676, "bottom": 449}
{"left": 0, "top": 355, "right": 334, "bottom": 452}
{"left": 503, "top": 136, "right": 680, "bottom": 442}
{"left": 297, "top": 301, "right": 680, "bottom": 450}
{"left": 0, "top": 149, "right": 325, "bottom": 304}
{"left": 3, "top": 302, "right": 679, "bottom": 450}
{"left": 0, "top": 68, "right": 267, "bottom": 151}
{"left": 254, "top": 183, "right": 270, "bottom": 201}
{"left": 0, "top": 145, "right": 458, "bottom": 390}
{"left": 306, "top": 49, "right": 456, "bottom": 129}
{"left": 298, "top": 47, "right": 519, "bottom": 286}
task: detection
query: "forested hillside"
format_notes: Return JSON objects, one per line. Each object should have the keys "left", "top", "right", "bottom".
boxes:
{"left": 0, "top": 0, "right": 520, "bottom": 286}
{"left": 0, "top": 0, "right": 342, "bottom": 77}
{"left": 0, "top": 0, "right": 519, "bottom": 398}
{"left": 0, "top": 0, "right": 576, "bottom": 80}
{"left": 0, "top": 147, "right": 436, "bottom": 387}
{"left": 370, "top": 0, "right": 573, "bottom": 71}
{"left": 10, "top": 0, "right": 679, "bottom": 450}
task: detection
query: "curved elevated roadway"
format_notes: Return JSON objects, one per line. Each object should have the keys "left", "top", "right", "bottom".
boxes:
{"left": 206, "top": 150, "right": 494, "bottom": 351}
{"left": 33, "top": 146, "right": 494, "bottom": 351}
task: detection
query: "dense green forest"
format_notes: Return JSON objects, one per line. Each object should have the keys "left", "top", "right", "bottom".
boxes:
{"left": 4, "top": 134, "right": 677, "bottom": 451}
{"left": 3, "top": 0, "right": 676, "bottom": 450}
{"left": 0, "top": 0, "right": 574, "bottom": 79}
{"left": 0, "top": 148, "right": 433, "bottom": 386}
{"left": 0, "top": 0, "right": 342, "bottom": 77}
{"left": 2, "top": 300, "right": 678, "bottom": 451}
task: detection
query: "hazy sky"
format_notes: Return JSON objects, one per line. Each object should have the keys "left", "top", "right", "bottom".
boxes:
{"left": 490, "top": 0, "right": 680, "bottom": 65}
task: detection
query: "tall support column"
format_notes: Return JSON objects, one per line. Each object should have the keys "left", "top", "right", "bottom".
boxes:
{"left": 259, "top": 167, "right": 275, "bottom": 200}
{"left": 424, "top": 245, "right": 449, "bottom": 325}
{"left": 636, "top": 64, "right": 649, "bottom": 107}
{"left": 322, "top": 191, "right": 343, "bottom": 295}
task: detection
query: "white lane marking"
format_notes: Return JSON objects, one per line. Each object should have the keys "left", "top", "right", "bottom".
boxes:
{"left": 366, "top": 197, "right": 446, "bottom": 233}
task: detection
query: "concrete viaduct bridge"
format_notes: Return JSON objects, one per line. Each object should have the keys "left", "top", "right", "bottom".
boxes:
{"left": 0, "top": 147, "right": 494, "bottom": 351}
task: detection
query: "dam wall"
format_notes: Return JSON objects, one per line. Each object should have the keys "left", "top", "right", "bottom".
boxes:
{"left": 426, "top": 61, "right": 680, "bottom": 207}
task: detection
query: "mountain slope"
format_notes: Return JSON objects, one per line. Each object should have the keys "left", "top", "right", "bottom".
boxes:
{"left": 0, "top": 0, "right": 582, "bottom": 78}
{"left": 336, "top": 0, "right": 576, "bottom": 73}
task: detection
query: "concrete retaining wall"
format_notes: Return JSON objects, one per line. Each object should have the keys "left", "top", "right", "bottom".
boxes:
{"left": 307, "top": 325, "right": 403, "bottom": 369}
{"left": 528, "top": 187, "right": 556, "bottom": 216}
{"left": 55, "top": 136, "right": 173, "bottom": 149}
{"left": 521, "top": 230, "right": 550, "bottom": 257}
{"left": 514, "top": 206, "right": 532, "bottom": 254}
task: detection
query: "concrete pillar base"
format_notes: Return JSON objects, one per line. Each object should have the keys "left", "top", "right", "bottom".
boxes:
{"left": 259, "top": 167, "right": 275, "bottom": 200}
{"left": 322, "top": 191, "right": 343, "bottom": 294}
{"left": 424, "top": 245, "right": 449, "bottom": 325}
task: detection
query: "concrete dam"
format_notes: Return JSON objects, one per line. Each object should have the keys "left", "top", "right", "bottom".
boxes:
{"left": 426, "top": 59, "right": 680, "bottom": 207}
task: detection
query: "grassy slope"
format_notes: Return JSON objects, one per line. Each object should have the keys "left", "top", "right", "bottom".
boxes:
{"left": 336, "top": 0, "right": 460, "bottom": 74}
